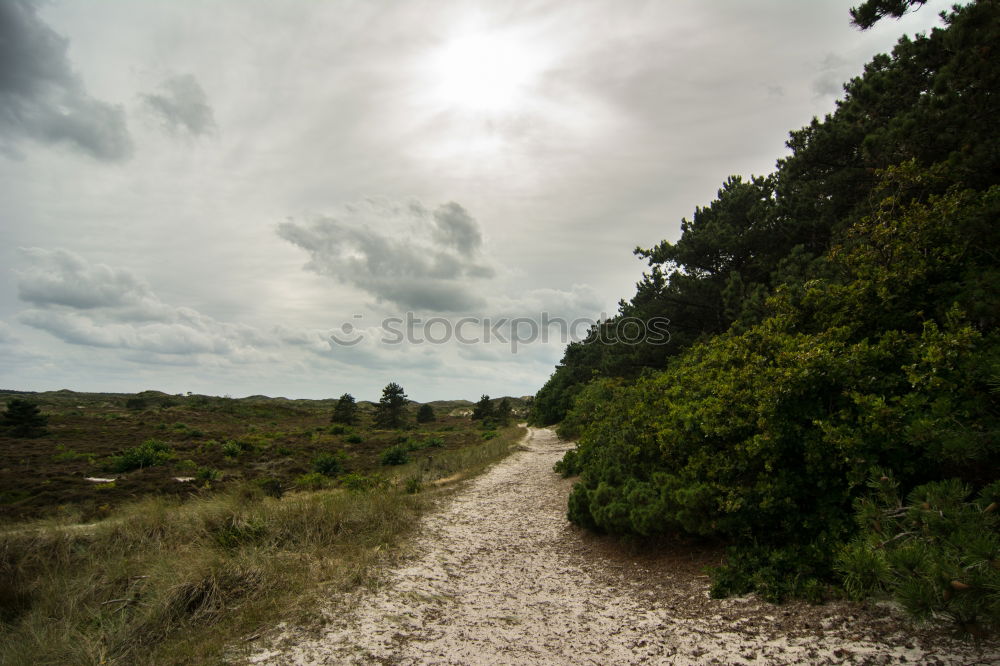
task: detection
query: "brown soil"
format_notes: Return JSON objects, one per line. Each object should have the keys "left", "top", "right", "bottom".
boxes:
{"left": 248, "top": 427, "right": 999, "bottom": 665}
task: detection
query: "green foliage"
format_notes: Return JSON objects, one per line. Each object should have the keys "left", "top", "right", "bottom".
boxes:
{"left": 312, "top": 452, "right": 346, "bottom": 477}
{"left": 472, "top": 394, "right": 493, "bottom": 421}
{"left": 850, "top": 0, "right": 927, "bottom": 29}
{"left": 345, "top": 433, "right": 363, "bottom": 444}
{"left": 293, "top": 472, "right": 329, "bottom": 490}
{"left": 380, "top": 445, "right": 409, "bottom": 466}
{"left": 331, "top": 393, "right": 359, "bottom": 425}
{"left": 532, "top": 0, "right": 1000, "bottom": 425}
{"left": 837, "top": 475, "right": 1000, "bottom": 636}
{"left": 557, "top": 170, "right": 1000, "bottom": 606}
{"left": 329, "top": 424, "right": 348, "bottom": 435}
{"left": 107, "top": 439, "right": 173, "bottom": 473}
{"left": 375, "top": 382, "right": 408, "bottom": 429}
{"left": 481, "top": 430, "right": 498, "bottom": 441}
{"left": 416, "top": 403, "right": 436, "bottom": 423}
{"left": 339, "top": 472, "right": 380, "bottom": 491}
{"left": 2, "top": 399, "right": 49, "bottom": 438}
{"left": 221, "top": 439, "right": 249, "bottom": 458}
{"left": 195, "top": 466, "right": 220, "bottom": 482}
{"left": 494, "top": 398, "right": 513, "bottom": 426}
{"left": 124, "top": 397, "right": 147, "bottom": 410}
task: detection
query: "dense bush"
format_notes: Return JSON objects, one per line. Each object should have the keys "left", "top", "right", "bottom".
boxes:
{"left": 838, "top": 475, "right": 1000, "bottom": 636}
{"left": 380, "top": 445, "right": 409, "bottom": 466}
{"left": 313, "top": 452, "right": 346, "bottom": 477}
{"left": 107, "top": 439, "right": 173, "bottom": 473}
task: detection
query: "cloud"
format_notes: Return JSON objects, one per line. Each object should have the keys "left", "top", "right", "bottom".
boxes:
{"left": 278, "top": 199, "right": 495, "bottom": 312}
{"left": 141, "top": 73, "right": 216, "bottom": 136}
{"left": 15, "top": 248, "right": 273, "bottom": 357}
{"left": 813, "top": 52, "right": 850, "bottom": 97}
{"left": 0, "top": 0, "right": 131, "bottom": 160}
{"left": 16, "top": 248, "right": 152, "bottom": 309}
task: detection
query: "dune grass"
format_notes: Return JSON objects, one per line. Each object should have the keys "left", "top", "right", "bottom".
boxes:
{"left": 0, "top": 425, "right": 526, "bottom": 665}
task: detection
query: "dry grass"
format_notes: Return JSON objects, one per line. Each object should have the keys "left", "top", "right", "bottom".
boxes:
{"left": 0, "top": 425, "right": 526, "bottom": 665}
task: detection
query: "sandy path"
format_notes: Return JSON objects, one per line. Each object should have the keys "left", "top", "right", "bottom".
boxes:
{"left": 249, "top": 427, "right": 997, "bottom": 665}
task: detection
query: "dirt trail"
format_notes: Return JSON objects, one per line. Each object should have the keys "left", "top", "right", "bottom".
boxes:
{"left": 249, "top": 427, "right": 997, "bottom": 665}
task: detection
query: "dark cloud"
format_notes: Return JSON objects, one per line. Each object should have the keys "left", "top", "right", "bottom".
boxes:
{"left": 142, "top": 74, "right": 216, "bottom": 136}
{"left": 432, "top": 202, "right": 483, "bottom": 254}
{"left": 278, "top": 200, "right": 495, "bottom": 312}
{"left": 0, "top": 0, "right": 131, "bottom": 160}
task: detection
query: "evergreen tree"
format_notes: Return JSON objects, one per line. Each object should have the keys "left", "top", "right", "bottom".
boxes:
{"left": 2, "top": 399, "right": 48, "bottom": 438}
{"left": 495, "top": 398, "right": 513, "bottom": 426}
{"left": 331, "top": 393, "right": 359, "bottom": 425}
{"left": 472, "top": 394, "right": 493, "bottom": 421}
{"left": 416, "top": 403, "right": 436, "bottom": 423}
{"left": 375, "top": 382, "right": 408, "bottom": 429}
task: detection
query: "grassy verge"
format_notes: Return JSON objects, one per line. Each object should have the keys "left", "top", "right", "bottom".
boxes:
{"left": 0, "top": 425, "right": 526, "bottom": 665}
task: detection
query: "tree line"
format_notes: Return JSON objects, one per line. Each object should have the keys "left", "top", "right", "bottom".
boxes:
{"left": 533, "top": 0, "right": 999, "bottom": 634}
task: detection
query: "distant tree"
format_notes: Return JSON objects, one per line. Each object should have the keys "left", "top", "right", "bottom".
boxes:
{"left": 495, "top": 398, "right": 513, "bottom": 426}
{"left": 416, "top": 403, "right": 436, "bottom": 424}
{"left": 375, "top": 383, "right": 408, "bottom": 429}
{"left": 125, "top": 397, "right": 147, "bottom": 410}
{"left": 2, "top": 399, "right": 48, "bottom": 438}
{"left": 331, "top": 393, "right": 359, "bottom": 425}
{"left": 472, "top": 394, "right": 493, "bottom": 421}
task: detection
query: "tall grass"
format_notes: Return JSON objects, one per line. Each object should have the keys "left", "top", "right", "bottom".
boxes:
{"left": 0, "top": 425, "right": 526, "bottom": 664}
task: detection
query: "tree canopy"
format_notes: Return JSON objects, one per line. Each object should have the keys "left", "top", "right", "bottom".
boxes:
{"left": 537, "top": 1, "right": 1000, "bottom": 632}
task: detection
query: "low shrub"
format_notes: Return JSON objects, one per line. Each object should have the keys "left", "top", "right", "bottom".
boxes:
{"left": 313, "top": 452, "right": 346, "bottom": 477}
{"left": 293, "top": 472, "right": 328, "bottom": 490}
{"left": 107, "top": 439, "right": 173, "bottom": 472}
{"left": 380, "top": 445, "right": 409, "bottom": 466}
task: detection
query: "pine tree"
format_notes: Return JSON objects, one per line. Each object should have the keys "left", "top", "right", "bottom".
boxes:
{"left": 375, "top": 383, "right": 408, "bottom": 429}
{"left": 495, "top": 398, "right": 513, "bottom": 426}
{"left": 2, "top": 398, "right": 48, "bottom": 438}
{"left": 331, "top": 393, "right": 359, "bottom": 425}
{"left": 416, "top": 403, "right": 436, "bottom": 423}
{"left": 472, "top": 395, "right": 493, "bottom": 421}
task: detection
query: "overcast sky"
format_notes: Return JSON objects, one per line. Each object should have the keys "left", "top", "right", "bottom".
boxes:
{"left": 0, "top": 0, "right": 952, "bottom": 401}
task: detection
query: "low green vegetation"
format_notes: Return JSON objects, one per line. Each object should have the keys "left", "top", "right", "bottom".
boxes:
{"left": 535, "top": 0, "right": 1000, "bottom": 636}
{"left": 0, "top": 383, "right": 527, "bottom": 664}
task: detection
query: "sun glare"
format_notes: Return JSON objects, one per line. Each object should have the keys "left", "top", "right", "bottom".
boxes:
{"left": 428, "top": 30, "right": 541, "bottom": 114}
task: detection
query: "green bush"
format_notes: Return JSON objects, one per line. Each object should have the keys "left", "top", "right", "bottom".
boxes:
{"left": 380, "top": 445, "right": 409, "bottom": 466}
{"left": 294, "top": 472, "right": 328, "bottom": 490}
{"left": 340, "top": 473, "right": 380, "bottom": 491}
{"left": 195, "top": 466, "right": 220, "bottom": 482}
{"left": 107, "top": 439, "right": 173, "bottom": 472}
{"left": 481, "top": 430, "right": 498, "bottom": 441}
{"left": 346, "top": 434, "right": 363, "bottom": 444}
{"left": 837, "top": 475, "right": 1000, "bottom": 636}
{"left": 313, "top": 452, "right": 346, "bottom": 477}
{"left": 220, "top": 439, "right": 254, "bottom": 458}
